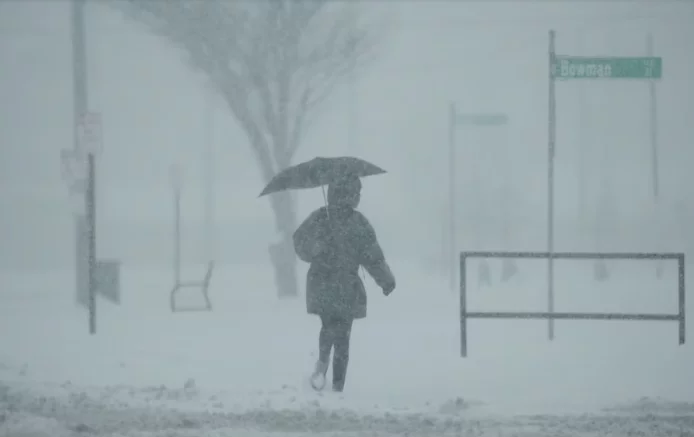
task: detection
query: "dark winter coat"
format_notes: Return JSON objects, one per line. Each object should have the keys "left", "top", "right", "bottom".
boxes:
{"left": 293, "top": 182, "right": 395, "bottom": 320}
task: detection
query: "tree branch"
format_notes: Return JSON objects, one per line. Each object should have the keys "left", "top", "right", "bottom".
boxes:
{"left": 115, "top": 0, "right": 384, "bottom": 175}
{"left": 286, "top": 87, "right": 311, "bottom": 163}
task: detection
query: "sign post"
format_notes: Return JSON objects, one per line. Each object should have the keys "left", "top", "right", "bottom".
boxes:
{"left": 548, "top": 31, "right": 557, "bottom": 341}
{"left": 77, "top": 111, "right": 101, "bottom": 335}
{"left": 69, "top": 0, "right": 110, "bottom": 335}
{"left": 448, "top": 108, "right": 509, "bottom": 291}
{"left": 547, "top": 30, "right": 663, "bottom": 340}
{"left": 68, "top": 0, "right": 119, "bottom": 333}
{"left": 646, "top": 34, "right": 663, "bottom": 279}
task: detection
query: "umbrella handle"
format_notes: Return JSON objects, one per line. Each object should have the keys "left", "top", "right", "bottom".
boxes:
{"left": 321, "top": 186, "right": 329, "bottom": 218}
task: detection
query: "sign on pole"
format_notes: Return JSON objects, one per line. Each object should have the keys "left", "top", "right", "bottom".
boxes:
{"left": 546, "top": 31, "right": 666, "bottom": 341}
{"left": 448, "top": 110, "right": 511, "bottom": 290}
{"left": 76, "top": 260, "right": 121, "bottom": 307}
{"left": 77, "top": 111, "right": 103, "bottom": 155}
{"left": 552, "top": 56, "right": 662, "bottom": 80}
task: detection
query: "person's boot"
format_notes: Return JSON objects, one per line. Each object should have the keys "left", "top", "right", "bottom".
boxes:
{"left": 332, "top": 374, "right": 345, "bottom": 392}
{"left": 310, "top": 359, "right": 329, "bottom": 391}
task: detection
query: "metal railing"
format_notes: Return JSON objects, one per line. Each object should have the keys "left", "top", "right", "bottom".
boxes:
{"left": 459, "top": 251, "right": 686, "bottom": 357}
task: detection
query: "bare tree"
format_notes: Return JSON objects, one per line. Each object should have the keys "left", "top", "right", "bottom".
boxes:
{"left": 117, "top": 0, "right": 384, "bottom": 297}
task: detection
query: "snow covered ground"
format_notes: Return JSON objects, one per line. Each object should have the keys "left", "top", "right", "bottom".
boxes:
{"left": 1, "top": 258, "right": 693, "bottom": 436}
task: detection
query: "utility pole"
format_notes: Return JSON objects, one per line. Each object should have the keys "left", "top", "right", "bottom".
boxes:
{"left": 71, "top": 0, "right": 96, "bottom": 334}
{"left": 347, "top": 4, "right": 358, "bottom": 154}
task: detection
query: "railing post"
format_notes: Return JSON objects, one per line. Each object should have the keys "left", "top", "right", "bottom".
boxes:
{"left": 679, "top": 254, "right": 686, "bottom": 345}
{"left": 460, "top": 252, "right": 468, "bottom": 357}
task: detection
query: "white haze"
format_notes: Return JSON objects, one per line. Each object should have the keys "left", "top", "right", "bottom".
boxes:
{"left": 0, "top": 1, "right": 693, "bottom": 435}
{"left": 1, "top": 1, "right": 693, "bottom": 267}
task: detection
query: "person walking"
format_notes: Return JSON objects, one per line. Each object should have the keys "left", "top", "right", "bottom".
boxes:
{"left": 293, "top": 175, "right": 396, "bottom": 392}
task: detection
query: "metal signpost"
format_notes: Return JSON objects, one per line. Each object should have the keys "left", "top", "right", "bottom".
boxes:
{"left": 70, "top": 0, "right": 95, "bottom": 334}
{"left": 646, "top": 34, "right": 664, "bottom": 278}
{"left": 66, "top": 0, "right": 120, "bottom": 334}
{"left": 78, "top": 111, "right": 99, "bottom": 335}
{"left": 62, "top": 116, "right": 120, "bottom": 312}
{"left": 456, "top": 32, "right": 675, "bottom": 358}
{"left": 448, "top": 106, "right": 509, "bottom": 291}
{"left": 547, "top": 30, "right": 663, "bottom": 340}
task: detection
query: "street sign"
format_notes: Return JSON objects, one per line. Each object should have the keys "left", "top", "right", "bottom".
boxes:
{"left": 77, "top": 112, "right": 103, "bottom": 155}
{"left": 96, "top": 260, "right": 121, "bottom": 305}
{"left": 456, "top": 114, "right": 508, "bottom": 126}
{"left": 76, "top": 259, "right": 121, "bottom": 307}
{"left": 552, "top": 56, "right": 662, "bottom": 80}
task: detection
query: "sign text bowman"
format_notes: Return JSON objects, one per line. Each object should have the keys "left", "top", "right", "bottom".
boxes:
{"left": 552, "top": 56, "right": 662, "bottom": 80}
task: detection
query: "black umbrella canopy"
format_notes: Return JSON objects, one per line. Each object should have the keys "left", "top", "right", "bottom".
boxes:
{"left": 259, "top": 156, "right": 386, "bottom": 197}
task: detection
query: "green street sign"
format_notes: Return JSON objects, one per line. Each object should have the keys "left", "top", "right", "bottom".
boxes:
{"left": 552, "top": 56, "right": 662, "bottom": 79}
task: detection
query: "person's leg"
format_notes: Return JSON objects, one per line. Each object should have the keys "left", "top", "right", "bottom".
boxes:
{"left": 318, "top": 315, "right": 334, "bottom": 365}
{"left": 311, "top": 315, "right": 334, "bottom": 390}
{"left": 331, "top": 318, "right": 353, "bottom": 392}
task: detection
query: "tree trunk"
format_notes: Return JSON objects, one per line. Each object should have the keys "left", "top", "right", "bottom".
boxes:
{"left": 267, "top": 189, "right": 298, "bottom": 298}
{"left": 230, "top": 109, "right": 300, "bottom": 298}
{"left": 266, "top": 81, "right": 300, "bottom": 298}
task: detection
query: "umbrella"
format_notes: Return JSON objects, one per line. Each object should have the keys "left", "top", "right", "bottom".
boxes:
{"left": 259, "top": 156, "right": 386, "bottom": 197}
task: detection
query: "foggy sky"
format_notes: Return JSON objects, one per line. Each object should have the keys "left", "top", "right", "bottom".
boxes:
{"left": 1, "top": 1, "right": 692, "bottom": 267}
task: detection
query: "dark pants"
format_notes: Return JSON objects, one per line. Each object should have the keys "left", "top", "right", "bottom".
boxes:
{"left": 318, "top": 315, "right": 354, "bottom": 392}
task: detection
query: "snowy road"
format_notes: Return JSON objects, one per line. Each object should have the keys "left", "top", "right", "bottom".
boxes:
{"left": 1, "top": 260, "right": 692, "bottom": 436}
{"left": 2, "top": 378, "right": 693, "bottom": 437}
{"left": 2, "top": 378, "right": 693, "bottom": 436}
